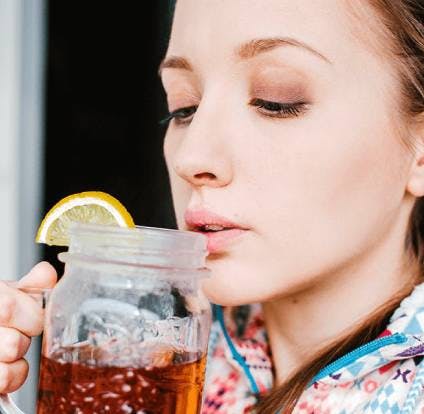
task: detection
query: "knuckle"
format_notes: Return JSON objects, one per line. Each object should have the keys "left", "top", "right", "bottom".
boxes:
{"left": 2, "top": 331, "right": 22, "bottom": 361}
{"left": 0, "top": 364, "right": 12, "bottom": 391}
{"left": 0, "top": 295, "right": 16, "bottom": 326}
{"left": 28, "top": 313, "right": 44, "bottom": 337}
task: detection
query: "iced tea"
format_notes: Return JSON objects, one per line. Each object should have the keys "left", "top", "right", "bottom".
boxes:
{"left": 37, "top": 353, "right": 206, "bottom": 414}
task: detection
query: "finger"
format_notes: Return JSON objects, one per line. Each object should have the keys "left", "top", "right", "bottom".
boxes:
{"left": 0, "top": 359, "right": 28, "bottom": 393}
{"left": 0, "top": 327, "right": 31, "bottom": 363}
{"left": 0, "top": 285, "right": 44, "bottom": 336}
{"left": 18, "top": 261, "right": 57, "bottom": 289}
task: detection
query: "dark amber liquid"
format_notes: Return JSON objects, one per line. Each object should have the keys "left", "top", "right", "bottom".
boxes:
{"left": 37, "top": 354, "right": 206, "bottom": 414}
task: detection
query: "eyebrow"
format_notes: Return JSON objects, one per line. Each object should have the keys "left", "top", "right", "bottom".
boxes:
{"left": 158, "top": 36, "right": 331, "bottom": 77}
{"left": 237, "top": 37, "right": 331, "bottom": 63}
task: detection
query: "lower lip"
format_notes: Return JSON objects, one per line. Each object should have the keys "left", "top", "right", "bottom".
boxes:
{"left": 200, "top": 228, "right": 247, "bottom": 254}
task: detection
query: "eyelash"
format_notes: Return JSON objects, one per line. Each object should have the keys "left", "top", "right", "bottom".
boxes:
{"left": 159, "top": 99, "right": 308, "bottom": 126}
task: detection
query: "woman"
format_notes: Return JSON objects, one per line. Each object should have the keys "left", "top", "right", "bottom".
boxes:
{"left": 2, "top": 0, "right": 424, "bottom": 412}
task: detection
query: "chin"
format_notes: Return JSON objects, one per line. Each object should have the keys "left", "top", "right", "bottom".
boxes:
{"left": 201, "top": 277, "right": 249, "bottom": 306}
{"left": 200, "top": 261, "right": 272, "bottom": 306}
{"left": 201, "top": 253, "right": 314, "bottom": 306}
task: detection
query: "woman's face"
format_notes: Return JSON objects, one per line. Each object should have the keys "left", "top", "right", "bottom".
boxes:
{"left": 160, "top": 0, "right": 414, "bottom": 306}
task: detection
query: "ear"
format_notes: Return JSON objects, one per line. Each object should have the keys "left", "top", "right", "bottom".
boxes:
{"left": 406, "top": 134, "right": 424, "bottom": 197}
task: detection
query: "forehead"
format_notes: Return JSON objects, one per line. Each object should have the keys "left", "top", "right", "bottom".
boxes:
{"left": 168, "top": 0, "right": 365, "bottom": 67}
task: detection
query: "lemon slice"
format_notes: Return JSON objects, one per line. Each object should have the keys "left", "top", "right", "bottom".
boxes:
{"left": 36, "top": 191, "right": 135, "bottom": 246}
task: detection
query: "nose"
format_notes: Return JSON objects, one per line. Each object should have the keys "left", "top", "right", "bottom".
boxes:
{"left": 171, "top": 103, "right": 233, "bottom": 189}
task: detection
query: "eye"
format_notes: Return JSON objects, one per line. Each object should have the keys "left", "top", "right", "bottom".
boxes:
{"left": 159, "top": 98, "right": 308, "bottom": 126}
{"left": 159, "top": 106, "right": 198, "bottom": 126}
{"left": 249, "top": 98, "right": 308, "bottom": 119}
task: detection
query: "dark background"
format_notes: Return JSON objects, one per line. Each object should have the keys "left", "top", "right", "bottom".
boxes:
{"left": 42, "top": 2, "right": 176, "bottom": 270}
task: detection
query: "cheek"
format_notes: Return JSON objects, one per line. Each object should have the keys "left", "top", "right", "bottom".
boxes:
{"left": 203, "top": 108, "right": 409, "bottom": 305}
{"left": 313, "top": 103, "right": 408, "bottom": 221}
{"left": 163, "top": 130, "right": 175, "bottom": 166}
{"left": 163, "top": 132, "right": 191, "bottom": 228}
{"left": 246, "top": 91, "right": 408, "bottom": 236}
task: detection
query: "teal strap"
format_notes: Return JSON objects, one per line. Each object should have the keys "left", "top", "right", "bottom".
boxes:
{"left": 216, "top": 305, "right": 260, "bottom": 395}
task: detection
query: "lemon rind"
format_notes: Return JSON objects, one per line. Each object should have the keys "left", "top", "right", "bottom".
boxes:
{"left": 35, "top": 191, "right": 135, "bottom": 245}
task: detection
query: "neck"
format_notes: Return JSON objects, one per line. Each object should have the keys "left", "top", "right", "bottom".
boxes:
{"left": 262, "top": 213, "right": 417, "bottom": 385}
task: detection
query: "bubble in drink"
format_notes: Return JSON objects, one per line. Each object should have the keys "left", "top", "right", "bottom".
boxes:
{"left": 37, "top": 352, "right": 206, "bottom": 414}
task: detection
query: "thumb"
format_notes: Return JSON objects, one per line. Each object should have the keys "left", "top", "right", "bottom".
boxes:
{"left": 18, "top": 261, "right": 58, "bottom": 289}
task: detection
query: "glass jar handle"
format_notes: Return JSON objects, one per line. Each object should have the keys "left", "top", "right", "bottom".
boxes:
{"left": 0, "top": 283, "right": 50, "bottom": 414}
{"left": 0, "top": 394, "right": 25, "bottom": 414}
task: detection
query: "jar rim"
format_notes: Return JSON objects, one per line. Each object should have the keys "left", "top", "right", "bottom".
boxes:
{"left": 66, "top": 222, "right": 209, "bottom": 270}
{"left": 69, "top": 222, "right": 207, "bottom": 250}
{"left": 58, "top": 251, "right": 210, "bottom": 278}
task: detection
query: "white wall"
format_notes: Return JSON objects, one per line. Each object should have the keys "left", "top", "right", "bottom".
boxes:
{"left": 0, "top": 0, "right": 46, "bottom": 411}
{"left": 0, "top": 0, "right": 20, "bottom": 280}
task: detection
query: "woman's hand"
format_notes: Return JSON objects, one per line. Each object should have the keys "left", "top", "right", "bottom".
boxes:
{"left": 0, "top": 262, "right": 57, "bottom": 393}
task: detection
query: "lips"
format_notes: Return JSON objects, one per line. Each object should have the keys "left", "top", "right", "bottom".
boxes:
{"left": 184, "top": 209, "right": 249, "bottom": 254}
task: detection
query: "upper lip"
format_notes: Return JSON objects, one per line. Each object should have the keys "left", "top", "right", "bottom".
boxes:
{"left": 184, "top": 209, "right": 248, "bottom": 232}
